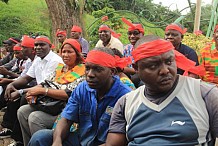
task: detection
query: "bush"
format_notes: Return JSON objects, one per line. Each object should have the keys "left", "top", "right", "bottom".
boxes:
{"left": 182, "top": 32, "right": 212, "bottom": 54}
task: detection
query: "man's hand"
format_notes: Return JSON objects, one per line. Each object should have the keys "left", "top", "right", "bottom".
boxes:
{"left": 0, "top": 66, "right": 9, "bottom": 75}
{"left": 5, "top": 83, "right": 17, "bottom": 101}
{"left": 0, "top": 78, "right": 12, "bottom": 86}
{"left": 26, "top": 86, "right": 45, "bottom": 97}
{"left": 10, "top": 90, "right": 20, "bottom": 101}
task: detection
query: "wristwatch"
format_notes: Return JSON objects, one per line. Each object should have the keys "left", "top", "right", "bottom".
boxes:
{"left": 18, "top": 89, "right": 24, "bottom": 96}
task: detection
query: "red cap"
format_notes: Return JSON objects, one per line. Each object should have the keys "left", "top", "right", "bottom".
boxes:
{"left": 56, "top": 29, "right": 67, "bottom": 37}
{"left": 71, "top": 25, "right": 82, "bottom": 33}
{"left": 13, "top": 45, "right": 22, "bottom": 51}
{"left": 61, "top": 39, "right": 81, "bottom": 53}
{"left": 21, "top": 35, "right": 35, "bottom": 48}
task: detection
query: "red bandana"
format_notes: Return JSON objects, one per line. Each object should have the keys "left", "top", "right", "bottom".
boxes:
{"left": 35, "top": 37, "right": 51, "bottom": 45}
{"left": 132, "top": 39, "right": 205, "bottom": 76}
{"left": 56, "top": 29, "right": 67, "bottom": 37}
{"left": 71, "top": 25, "right": 82, "bottom": 32}
{"left": 13, "top": 45, "right": 22, "bottom": 51}
{"left": 98, "top": 26, "right": 122, "bottom": 38}
{"left": 122, "top": 17, "right": 144, "bottom": 34}
{"left": 86, "top": 50, "right": 116, "bottom": 68}
{"left": 21, "top": 35, "right": 35, "bottom": 48}
{"left": 165, "top": 24, "right": 187, "bottom": 35}
{"left": 61, "top": 39, "right": 81, "bottom": 53}
{"left": 115, "top": 56, "right": 132, "bottom": 70}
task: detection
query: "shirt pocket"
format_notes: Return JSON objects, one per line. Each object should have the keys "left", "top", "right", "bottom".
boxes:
{"left": 97, "top": 113, "right": 111, "bottom": 142}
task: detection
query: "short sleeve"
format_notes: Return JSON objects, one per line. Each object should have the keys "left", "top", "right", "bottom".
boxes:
{"left": 61, "top": 83, "right": 83, "bottom": 123}
{"left": 200, "top": 81, "right": 218, "bottom": 138}
{"left": 26, "top": 60, "right": 36, "bottom": 78}
{"left": 108, "top": 95, "right": 127, "bottom": 134}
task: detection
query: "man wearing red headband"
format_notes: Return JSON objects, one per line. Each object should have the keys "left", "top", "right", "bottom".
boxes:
{"left": 0, "top": 37, "right": 21, "bottom": 66}
{"left": 0, "top": 36, "right": 37, "bottom": 145}
{"left": 71, "top": 25, "right": 89, "bottom": 56}
{"left": 56, "top": 29, "right": 67, "bottom": 44}
{"left": 25, "top": 47, "right": 131, "bottom": 146}
{"left": 96, "top": 25, "right": 124, "bottom": 54}
{"left": 199, "top": 24, "right": 218, "bottom": 84}
{"left": 122, "top": 18, "right": 145, "bottom": 87}
{"left": 165, "top": 23, "right": 199, "bottom": 77}
{"left": 106, "top": 35, "right": 218, "bottom": 146}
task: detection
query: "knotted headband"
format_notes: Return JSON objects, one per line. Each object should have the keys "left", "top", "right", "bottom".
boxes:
{"left": 98, "top": 26, "right": 122, "bottom": 38}
{"left": 122, "top": 17, "right": 144, "bottom": 34}
{"left": 132, "top": 39, "right": 205, "bottom": 76}
{"left": 165, "top": 24, "right": 187, "bottom": 35}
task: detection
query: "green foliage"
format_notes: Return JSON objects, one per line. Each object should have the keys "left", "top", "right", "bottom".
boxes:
{"left": 85, "top": 7, "right": 164, "bottom": 49}
{"left": 183, "top": 32, "right": 212, "bottom": 54}
{"left": 0, "top": 0, "right": 50, "bottom": 45}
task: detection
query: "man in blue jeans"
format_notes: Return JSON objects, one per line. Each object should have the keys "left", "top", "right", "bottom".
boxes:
{"left": 28, "top": 47, "right": 132, "bottom": 146}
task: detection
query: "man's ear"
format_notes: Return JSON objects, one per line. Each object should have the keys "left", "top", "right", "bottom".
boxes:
{"left": 132, "top": 63, "right": 138, "bottom": 73}
{"left": 110, "top": 68, "right": 117, "bottom": 76}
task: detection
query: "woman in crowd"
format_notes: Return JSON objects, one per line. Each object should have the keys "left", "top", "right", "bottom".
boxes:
{"left": 17, "top": 38, "right": 86, "bottom": 146}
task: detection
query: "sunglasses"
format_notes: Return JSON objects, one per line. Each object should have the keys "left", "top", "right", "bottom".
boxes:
{"left": 127, "top": 31, "right": 140, "bottom": 36}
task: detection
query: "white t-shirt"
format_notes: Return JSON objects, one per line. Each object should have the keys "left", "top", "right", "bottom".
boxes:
{"left": 95, "top": 35, "right": 124, "bottom": 54}
{"left": 26, "top": 51, "right": 63, "bottom": 84}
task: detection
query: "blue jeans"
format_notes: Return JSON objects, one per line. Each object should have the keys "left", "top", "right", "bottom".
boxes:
{"left": 28, "top": 129, "right": 79, "bottom": 146}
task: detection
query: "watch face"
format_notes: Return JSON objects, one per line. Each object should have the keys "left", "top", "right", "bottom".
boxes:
{"left": 19, "top": 89, "right": 24, "bottom": 95}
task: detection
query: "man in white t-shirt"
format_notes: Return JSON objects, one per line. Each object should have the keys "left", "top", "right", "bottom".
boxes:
{"left": 95, "top": 25, "right": 124, "bottom": 54}
{"left": 0, "top": 36, "right": 63, "bottom": 145}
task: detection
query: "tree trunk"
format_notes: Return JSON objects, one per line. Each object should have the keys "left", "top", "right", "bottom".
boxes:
{"left": 44, "top": 0, "right": 84, "bottom": 48}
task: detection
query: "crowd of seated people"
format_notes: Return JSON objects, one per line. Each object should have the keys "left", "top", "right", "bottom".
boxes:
{"left": 0, "top": 22, "right": 217, "bottom": 146}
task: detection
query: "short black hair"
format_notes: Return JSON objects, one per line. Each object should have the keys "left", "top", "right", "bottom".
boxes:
{"left": 135, "top": 35, "right": 161, "bottom": 49}
{"left": 92, "top": 47, "right": 115, "bottom": 57}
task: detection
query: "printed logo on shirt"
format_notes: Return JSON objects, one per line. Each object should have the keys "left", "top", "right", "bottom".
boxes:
{"left": 105, "top": 106, "right": 113, "bottom": 115}
{"left": 171, "top": 120, "right": 185, "bottom": 126}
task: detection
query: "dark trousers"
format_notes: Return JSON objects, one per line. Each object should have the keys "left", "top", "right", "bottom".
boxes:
{"left": 1, "top": 95, "right": 27, "bottom": 142}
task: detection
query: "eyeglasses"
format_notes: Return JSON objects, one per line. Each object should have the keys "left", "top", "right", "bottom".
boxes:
{"left": 127, "top": 31, "right": 140, "bottom": 36}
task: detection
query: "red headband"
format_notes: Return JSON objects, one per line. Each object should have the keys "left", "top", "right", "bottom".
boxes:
{"left": 56, "top": 29, "right": 67, "bottom": 37}
{"left": 132, "top": 39, "right": 174, "bottom": 62}
{"left": 122, "top": 17, "right": 144, "bottom": 34}
{"left": 13, "top": 45, "right": 22, "bottom": 51}
{"left": 115, "top": 56, "right": 132, "bottom": 70}
{"left": 21, "top": 35, "right": 35, "bottom": 48}
{"left": 9, "top": 38, "right": 19, "bottom": 44}
{"left": 35, "top": 37, "right": 51, "bottom": 45}
{"left": 71, "top": 25, "right": 82, "bottom": 32}
{"left": 132, "top": 39, "right": 205, "bottom": 76}
{"left": 62, "top": 39, "right": 81, "bottom": 53}
{"left": 165, "top": 24, "right": 187, "bottom": 35}
{"left": 99, "top": 26, "right": 121, "bottom": 38}
{"left": 214, "top": 25, "right": 218, "bottom": 33}
{"left": 99, "top": 26, "right": 111, "bottom": 32}
{"left": 86, "top": 50, "right": 116, "bottom": 68}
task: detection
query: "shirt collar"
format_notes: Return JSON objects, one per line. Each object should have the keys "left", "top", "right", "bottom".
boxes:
{"left": 41, "top": 50, "right": 52, "bottom": 61}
